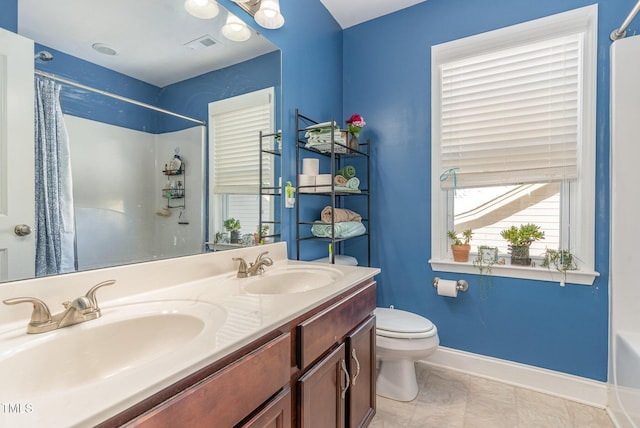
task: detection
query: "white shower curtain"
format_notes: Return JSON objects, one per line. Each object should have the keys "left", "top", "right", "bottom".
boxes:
{"left": 34, "top": 76, "right": 76, "bottom": 276}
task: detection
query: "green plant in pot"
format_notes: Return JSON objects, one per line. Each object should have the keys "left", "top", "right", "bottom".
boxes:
{"left": 224, "top": 218, "right": 242, "bottom": 244}
{"left": 500, "top": 223, "right": 544, "bottom": 266}
{"left": 473, "top": 246, "right": 498, "bottom": 298}
{"left": 542, "top": 249, "right": 577, "bottom": 283}
{"left": 447, "top": 229, "right": 473, "bottom": 262}
{"left": 254, "top": 224, "right": 269, "bottom": 245}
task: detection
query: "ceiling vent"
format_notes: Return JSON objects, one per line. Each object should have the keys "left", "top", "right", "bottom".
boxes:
{"left": 185, "top": 34, "right": 218, "bottom": 50}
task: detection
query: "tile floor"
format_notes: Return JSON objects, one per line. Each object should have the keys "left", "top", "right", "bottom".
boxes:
{"left": 370, "top": 363, "right": 614, "bottom": 428}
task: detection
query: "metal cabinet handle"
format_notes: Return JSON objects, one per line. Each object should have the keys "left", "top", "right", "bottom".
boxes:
{"left": 14, "top": 224, "right": 32, "bottom": 236}
{"left": 351, "top": 348, "right": 361, "bottom": 386}
{"left": 340, "top": 358, "right": 350, "bottom": 399}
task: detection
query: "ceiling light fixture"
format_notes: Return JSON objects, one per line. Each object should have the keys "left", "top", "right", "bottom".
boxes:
{"left": 92, "top": 43, "right": 117, "bottom": 56}
{"left": 233, "top": 0, "right": 285, "bottom": 30}
{"left": 184, "top": 0, "right": 220, "bottom": 19}
{"left": 254, "top": 0, "right": 284, "bottom": 29}
{"left": 222, "top": 14, "right": 252, "bottom": 42}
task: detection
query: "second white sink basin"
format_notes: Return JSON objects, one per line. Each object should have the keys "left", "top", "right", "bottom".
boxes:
{"left": 242, "top": 266, "right": 344, "bottom": 295}
{"left": 0, "top": 300, "right": 226, "bottom": 398}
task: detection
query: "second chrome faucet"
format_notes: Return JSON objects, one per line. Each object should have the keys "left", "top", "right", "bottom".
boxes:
{"left": 233, "top": 251, "right": 273, "bottom": 278}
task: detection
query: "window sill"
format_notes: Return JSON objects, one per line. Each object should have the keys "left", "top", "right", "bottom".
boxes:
{"left": 428, "top": 258, "right": 599, "bottom": 286}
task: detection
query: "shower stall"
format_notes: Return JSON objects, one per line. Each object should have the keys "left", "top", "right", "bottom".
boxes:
{"left": 36, "top": 69, "right": 206, "bottom": 273}
{"left": 610, "top": 34, "right": 640, "bottom": 428}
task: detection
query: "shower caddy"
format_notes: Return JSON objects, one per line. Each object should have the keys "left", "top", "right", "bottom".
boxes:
{"left": 162, "top": 153, "right": 186, "bottom": 209}
{"left": 295, "top": 109, "right": 371, "bottom": 266}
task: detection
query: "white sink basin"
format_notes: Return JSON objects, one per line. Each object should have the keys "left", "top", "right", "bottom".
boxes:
{"left": 242, "top": 266, "right": 344, "bottom": 295}
{"left": 0, "top": 300, "right": 226, "bottom": 398}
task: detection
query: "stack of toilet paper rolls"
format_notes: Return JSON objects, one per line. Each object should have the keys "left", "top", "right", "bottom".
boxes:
{"left": 299, "top": 158, "right": 332, "bottom": 193}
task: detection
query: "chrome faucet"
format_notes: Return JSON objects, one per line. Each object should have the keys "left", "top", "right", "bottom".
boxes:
{"left": 3, "top": 280, "right": 116, "bottom": 334}
{"left": 233, "top": 251, "right": 273, "bottom": 278}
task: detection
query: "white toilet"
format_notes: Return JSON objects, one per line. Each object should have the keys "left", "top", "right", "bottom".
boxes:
{"left": 375, "top": 307, "right": 439, "bottom": 402}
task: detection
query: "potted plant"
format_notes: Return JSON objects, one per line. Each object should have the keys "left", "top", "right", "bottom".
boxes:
{"left": 447, "top": 229, "right": 473, "bottom": 262}
{"left": 542, "top": 249, "right": 577, "bottom": 284}
{"left": 500, "top": 223, "right": 545, "bottom": 266}
{"left": 224, "top": 218, "right": 242, "bottom": 244}
{"left": 254, "top": 224, "right": 269, "bottom": 245}
{"left": 473, "top": 246, "right": 498, "bottom": 299}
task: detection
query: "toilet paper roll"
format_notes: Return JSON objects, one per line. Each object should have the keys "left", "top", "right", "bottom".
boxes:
{"left": 315, "top": 174, "right": 332, "bottom": 192}
{"left": 298, "top": 174, "right": 316, "bottom": 193}
{"left": 302, "top": 158, "right": 319, "bottom": 175}
{"left": 437, "top": 279, "right": 458, "bottom": 298}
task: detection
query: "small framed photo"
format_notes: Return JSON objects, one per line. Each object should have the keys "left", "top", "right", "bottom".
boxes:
{"left": 478, "top": 246, "right": 498, "bottom": 263}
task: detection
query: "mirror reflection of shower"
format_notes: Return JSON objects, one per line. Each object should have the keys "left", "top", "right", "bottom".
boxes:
{"left": 34, "top": 50, "right": 53, "bottom": 62}
{"left": 32, "top": 59, "right": 206, "bottom": 276}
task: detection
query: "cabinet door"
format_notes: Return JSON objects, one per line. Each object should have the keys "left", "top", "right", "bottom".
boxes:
{"left": 346, "top": 316, "right": 376, "bottom": 428}
{"left": 298, "top": 343, "right": 347, "bottom": 428}
{"left": 240, "top": 388, "right": 292, "bottom": 428}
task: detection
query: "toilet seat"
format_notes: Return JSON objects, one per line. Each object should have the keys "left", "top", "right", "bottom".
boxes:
{"left": 375, "top": 307, "right": 436, "bottom": 339}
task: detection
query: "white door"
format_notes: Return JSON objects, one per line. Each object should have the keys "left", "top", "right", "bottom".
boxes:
{"left": 0, "top": 29, "right": 35, "bottom": 281}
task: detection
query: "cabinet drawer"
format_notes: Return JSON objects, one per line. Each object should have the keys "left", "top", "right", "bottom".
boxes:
{"left": 127, "top": 333, "right": 291, "bottom": 428}
{"left": 297, "top": 282, "right": 376, "bottom": 370}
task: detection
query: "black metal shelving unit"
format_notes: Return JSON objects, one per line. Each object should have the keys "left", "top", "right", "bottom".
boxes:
{"left": 258, "top": 130, "right": 282, "bottom": 244}
{"left": 295, "top": 108, "right": 371, "bottom": 266}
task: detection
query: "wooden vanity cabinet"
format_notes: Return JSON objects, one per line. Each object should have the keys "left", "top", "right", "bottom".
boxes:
{"left": 296, "top": 282, "right": 376, "bottom": 428}
{"left": 100, "top": 279, "right": 376, "bottom": 428}
{"left": 122, "top": 333, "right": 291, "bottom": 428}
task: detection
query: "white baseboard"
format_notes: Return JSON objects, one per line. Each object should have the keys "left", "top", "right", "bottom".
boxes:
{"left": 421, "top": 346, "right": 608, "bottom": 408}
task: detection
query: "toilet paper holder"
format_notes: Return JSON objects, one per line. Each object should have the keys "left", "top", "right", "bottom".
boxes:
{"left": 432, "top": 277, "right": 469, "bottom": 292}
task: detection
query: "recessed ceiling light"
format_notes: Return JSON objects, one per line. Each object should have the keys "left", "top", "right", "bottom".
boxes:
{"left": 92, "top": 43, "right": 117, "bottom": 56}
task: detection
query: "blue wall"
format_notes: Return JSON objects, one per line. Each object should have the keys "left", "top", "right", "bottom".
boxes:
{"left": 4, "top": 0, "right": 620, "bottom": 382}
{"left": 0, "top": 0, "right": 17, "bottom": 32}
{"left": 342, "top": 0, "right": 633, "bottom": 381}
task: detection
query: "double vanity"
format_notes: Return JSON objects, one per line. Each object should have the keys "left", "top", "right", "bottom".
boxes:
{"left": 0, "top": 242, "right": 379, "bottom": 427}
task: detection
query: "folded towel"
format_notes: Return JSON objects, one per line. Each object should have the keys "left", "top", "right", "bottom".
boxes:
{"left": 334, "top": 186, "right": 361, "bottom": 194}
{"left": 321, "top": 206, "right": 362, "bottom": 223}
{"left": 336, "top": 165, "right": 356, "bottom": 179}
{"left": 311, "top": 221, "right": 366, "bottom": 239}
{"left": 346, "top": 177, "right": 360, "bottom": 190}
{"left": 304, "top": 121, "right": 337, "bottom": 131}
{"left": 334, "top": 175, "right": 348, "bottom": 186}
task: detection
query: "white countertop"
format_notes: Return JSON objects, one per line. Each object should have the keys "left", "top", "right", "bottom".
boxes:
{"left": 0, "top": 243, "right": 379, "bottom": 427}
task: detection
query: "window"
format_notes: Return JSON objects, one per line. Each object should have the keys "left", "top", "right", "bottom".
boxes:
{"left": 208, "top": 88, "right": 275, "bottom": 243}
{"left": 430, "top": 6, "right": 598, "bottom": 284}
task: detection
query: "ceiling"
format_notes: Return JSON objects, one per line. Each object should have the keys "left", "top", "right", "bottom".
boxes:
{"left": 320, "top": 0, "right": 427, "bottom": 29}
{"left": 18, "top": 0, "right": 425, "bottom": 87}
{"left": 19, "top": 0, "right": 278, "bottom": 87}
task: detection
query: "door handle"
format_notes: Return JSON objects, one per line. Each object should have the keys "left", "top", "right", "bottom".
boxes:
{"left": 351, "top": 348, "right": 361, "bottom": 386}
{"left": 14, "top": 224, "right": 32, "bottom": 236}
{"left": 340, "top": 358, "right": 350, "bottom": 399}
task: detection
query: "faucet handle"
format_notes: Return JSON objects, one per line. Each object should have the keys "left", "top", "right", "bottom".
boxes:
{"left": 85, "top": 280, "right": 116, "bottom": 309}
{"left": 3, "top": 297, "right": 52, "bottom": 325}
{"left": 233, "top": 257, "right": 249, "bottom": 278}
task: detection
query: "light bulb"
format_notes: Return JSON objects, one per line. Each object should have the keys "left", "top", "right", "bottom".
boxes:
{"left": 222, "top": 14, "right": 251, "bottom": 42}
{"left": 184, "top": 0, "right": 219, "bottom": 19}
{"left": 255, "top": 0, "right": 284, "bottom": 29}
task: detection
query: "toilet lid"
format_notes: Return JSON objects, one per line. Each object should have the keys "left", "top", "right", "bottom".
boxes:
{"left": 375, "top": 307, "right": 436, "bottom": 339}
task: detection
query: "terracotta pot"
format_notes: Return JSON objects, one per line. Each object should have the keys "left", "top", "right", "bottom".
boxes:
{"left": 451, "top": 244, "right": 471, "bottom": 262}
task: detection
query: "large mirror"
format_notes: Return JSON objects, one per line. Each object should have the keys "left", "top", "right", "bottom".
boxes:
{"left": 4, "top": 0, "right": 281, "bottom": 282}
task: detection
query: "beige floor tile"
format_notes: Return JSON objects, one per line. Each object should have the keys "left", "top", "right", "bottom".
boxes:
{"left": 565, "top": 400, "right": 615, "bottom": 428}
{"left": 370, "top": 364, "right": 614, "bottom": 428}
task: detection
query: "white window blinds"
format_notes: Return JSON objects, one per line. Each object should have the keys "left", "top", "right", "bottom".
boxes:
{"left": 439, "top": 33, "right": 582, "bottom": 189}
{"left": 212, "top": 103, "right": 272, "bottom": 194}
